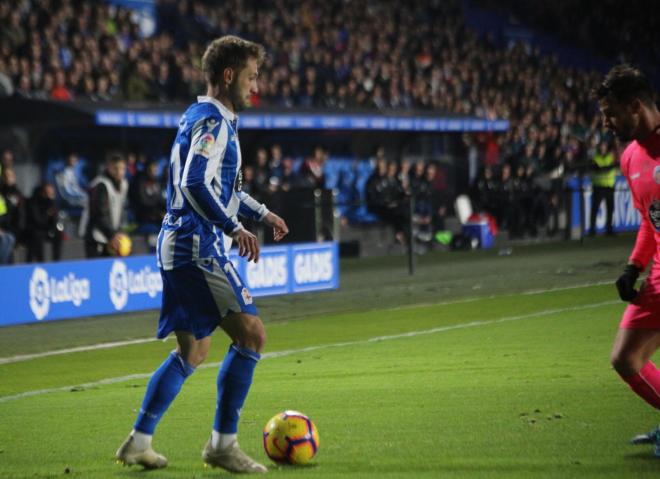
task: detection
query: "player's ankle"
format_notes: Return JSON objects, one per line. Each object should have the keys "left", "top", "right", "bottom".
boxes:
{"left": 131, "top": 430, "right": 153, "bottom": 450}
{"left": 211, "top": 430, "right": 237, "bottom": 450}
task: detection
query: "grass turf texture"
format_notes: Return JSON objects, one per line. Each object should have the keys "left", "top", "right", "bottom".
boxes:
{"left": 0, "top": 235, "right": 658, "bottom": 478}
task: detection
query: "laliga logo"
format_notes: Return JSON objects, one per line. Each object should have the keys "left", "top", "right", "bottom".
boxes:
{"left": 29, "top": 267, "right": 50, "bottom": 320}
{"left": 109, "top": 260, "right": 163, "bottom": 311}
{"left": 29, "top": 267, "right": 91, "bottom": 320}
{"left": 109, "top": 261, "right": 129, "bottom": 311}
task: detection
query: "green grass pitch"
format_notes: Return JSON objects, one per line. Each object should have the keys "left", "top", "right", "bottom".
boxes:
{"left": 0, "top": 235, "right": 658, "bottom": 478}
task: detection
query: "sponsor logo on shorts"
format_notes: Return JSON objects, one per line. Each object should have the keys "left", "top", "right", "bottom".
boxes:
{"left": 29, "top": 267, "right": 91, "bottom": 320}
{"left": 241, "top": 287, "right": 253, "bottom": 305}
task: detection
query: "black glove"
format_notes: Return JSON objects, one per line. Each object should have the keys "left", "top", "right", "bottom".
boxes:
{"left": 615, "top": 264, "right": 640, "bottom": 302}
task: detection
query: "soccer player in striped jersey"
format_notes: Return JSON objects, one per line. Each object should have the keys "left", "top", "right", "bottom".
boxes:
{"left": 116, "top": 35, "right": 288, "bottom": 473}
{"left": 595, "top": 65, "right": 660, "bottom": 457}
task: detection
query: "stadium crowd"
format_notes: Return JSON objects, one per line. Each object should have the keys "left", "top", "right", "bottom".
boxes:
{"left": 0, "top": 0, "right": 639, "bottom": 262}
{"left": 472, "top": 0, "right": 660, "bottom": 87}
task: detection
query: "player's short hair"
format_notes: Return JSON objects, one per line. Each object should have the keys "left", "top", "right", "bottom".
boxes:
{"left": 202, "top": 35, "right": 265, "bottom": 87}
{"left": 593, "top": 64, "right": 655, "bottom": 106}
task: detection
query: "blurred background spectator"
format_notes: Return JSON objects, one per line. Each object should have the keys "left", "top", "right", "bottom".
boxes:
{"left": 128, "top": 159, "right": 165, "bottom": 233}
{"left": 54, "top": 152, "right": 88, "bottom": 209}
{"left": 25, "top": 182, "right": 63, "bottom": 262}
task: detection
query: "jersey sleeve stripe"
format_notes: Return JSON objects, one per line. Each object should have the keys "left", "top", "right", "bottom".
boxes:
{"left": 237, "top": 191, "right": 269, "bottom": 220}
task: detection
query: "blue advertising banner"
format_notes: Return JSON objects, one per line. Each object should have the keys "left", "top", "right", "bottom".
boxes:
{"left": 0, "top": 242, "right": 339, "bottom": 327}
{"left": 95, "top": 110, "right": 509, "bottom": 132}
{"left": 568, "top": 175, "right": 641, "bottom": 234}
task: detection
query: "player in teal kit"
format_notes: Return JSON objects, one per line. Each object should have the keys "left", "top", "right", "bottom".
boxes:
{"left": 116, "top": 36, "right": 288, "bottom": 473}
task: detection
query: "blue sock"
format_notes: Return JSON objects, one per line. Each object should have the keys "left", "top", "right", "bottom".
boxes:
{"left": 214, "top": 344, "right": 260, "bottom": 434}
{"left": 134, "top": 351, "right": 195, "bottom": 434}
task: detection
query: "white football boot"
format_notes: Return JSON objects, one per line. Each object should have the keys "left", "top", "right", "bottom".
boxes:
{"left": 115, "top": 435, "right": 168, "bottom": 469}
{"left": 202, "top": 438, "right": 268, "bottom": 473}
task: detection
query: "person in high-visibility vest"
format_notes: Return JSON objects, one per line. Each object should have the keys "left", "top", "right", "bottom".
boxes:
{"left": 0, "top": 188, "right": 16, "bottom": 264}
{"left": 589, "top": 141, "right": 617, "bottom": 235}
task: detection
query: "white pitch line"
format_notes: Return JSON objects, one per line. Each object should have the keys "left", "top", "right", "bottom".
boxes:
{"left": 0, "top": 299, "right": 618, "bottom": 404}
{"left": 0, "top": 338, "right": 167, "bottom": 365}
{"left": 0, "top": 280, "right": 616, "bottom": 366}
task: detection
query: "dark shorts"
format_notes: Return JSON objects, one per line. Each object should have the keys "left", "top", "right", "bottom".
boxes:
{"left": 157, "top": 257, "right": 258, "bottom": 340}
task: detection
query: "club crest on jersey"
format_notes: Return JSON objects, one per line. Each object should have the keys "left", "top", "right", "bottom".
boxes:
{"left": 649, "top": 200, "right": 660, "bottom": 231}
{"left": 195, "top": 133, "right": 215, "bottom": 157}
{"left": 241, "top": 287, "right": 253, "bottom": 305}
{"left": 653, "top": 166, "right": 660, "bottom": 184}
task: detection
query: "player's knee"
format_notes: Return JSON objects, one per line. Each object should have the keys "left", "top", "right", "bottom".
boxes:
{"left": 610, "top": 350, "right": 641, "bottom": 376}
{"left": 191, "top": 350, "right": 209, "bottom": 367}
{"left": 181, "top": 349, "right": 208, "bottom": 367}
{"left": 241, "top": 316, "right": 266, "bottom": 353}
{"left": 248, "top": 319, "right": 267, "bottom": 353}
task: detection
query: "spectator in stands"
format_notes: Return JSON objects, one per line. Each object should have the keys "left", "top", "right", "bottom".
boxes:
{"left": 252, "top": 147, "right": 272, "bottom": 198}
{"left": 366, "top": 157, "right": 407, "bottom": 244}
{"left": 424, "top": 162, "right": 450, "bottom": 233}
{"left": 51, "top": 69, "right": 72, "bottom": 101}
{"left": 25, "top": 182, "right": 63, "bottom": 262}
{"left": 412, "top": 164, "right": 435, "bottom": 243}
{"left": 299, "top": 146, "right": 326, "bottom": 189}
{"left": 129, "top": 159, "right": 165, "bottom": 230}
{"left": 512, "top": 164, "right": 535, "bottom": 238}
{"left": 241, "top": 165, "right": 256, "bottom": 196}
{"left": 269, "top": 144, "right": 284, "bottom": 177}
{"left": 589, "top": 141, "right": 617, "bottom": 236}
{"left": 498, "top": 163, "right": 519, "bottom": 239}
{"left": 54, "top": 152, "right": 87, "bottom": 209}
{"left": 0, "top": 148, "right": 14, "bottom": 175}
{"left": 0, "top": 206, "right": 15, "bottom": 264}
{"left": 270, "top": 157, "right": 299, "bottom": 192}
{"left": 398, "top": 159, "right": 412, "bottom": 194}
{"left": 0, "top": 167, "right": 25, "bottom": 243}
{"left": 471, "top": 165, "right": 501, "bottom": 226}
{"left": 80, "top": 154, "right": 128, "bottom": 258}
{"left": 125, "top": 58, "right": 154, "bottom": 101}
{"left": 409, "top": 159, "right": 427, "bottom": 195}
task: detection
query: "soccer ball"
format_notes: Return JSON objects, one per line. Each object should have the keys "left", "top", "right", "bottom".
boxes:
{"left": 108, "top": 233, "right": 132, "bottom": 257}
{"left": 263, "top": 410, "right": 319, "bottom": 465}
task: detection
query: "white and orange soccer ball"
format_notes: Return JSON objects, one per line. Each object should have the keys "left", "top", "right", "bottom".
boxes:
{"left": 263, "top": 410, "right": 319, "bottom": 465}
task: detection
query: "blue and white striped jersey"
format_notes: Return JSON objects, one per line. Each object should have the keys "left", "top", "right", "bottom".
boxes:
{"left": 157, "top": 96, "right": 269, "bottom": 270}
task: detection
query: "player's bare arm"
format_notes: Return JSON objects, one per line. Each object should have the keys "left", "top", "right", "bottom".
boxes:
{"left": 263, "top": 212, "right": 289, "bottom": 242}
